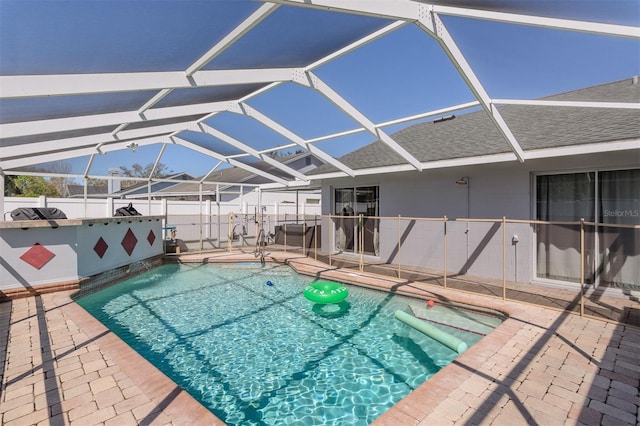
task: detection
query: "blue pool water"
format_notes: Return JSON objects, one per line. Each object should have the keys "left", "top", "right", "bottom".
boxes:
{"left": 75, "top": 262, "right": 503, "bottom": 425}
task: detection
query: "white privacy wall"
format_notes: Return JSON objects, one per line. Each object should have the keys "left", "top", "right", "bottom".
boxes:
{"left": 3, "top": 194, "right": 321, "bottom": 220}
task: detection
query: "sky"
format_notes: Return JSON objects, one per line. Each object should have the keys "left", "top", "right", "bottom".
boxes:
{"left": 1, "top": 0, "right": 639, "bottom": 179}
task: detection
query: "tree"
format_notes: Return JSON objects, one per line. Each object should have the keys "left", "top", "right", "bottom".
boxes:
{"left": 4, "top": 175, "right": 21, "bottom": 196}
{"left": 119, "top": 162, "right": 173, "bottom": 188}
{"left": 267, "top": 149, "right": 304, "bottom": 158}
{"left": 119, "top": 162, "right": 172, "bottom": 178}
{"left": 86, "top": 177, "right": 108, "bottom": 186}
{"left": 47, "top": 161, "right": 72, "bottom": 196}
{"left": 11, "top": 176, "right": 60, "bottom": 197}
{"left": 3, "top": 161, "right": 73, "bottom": 197}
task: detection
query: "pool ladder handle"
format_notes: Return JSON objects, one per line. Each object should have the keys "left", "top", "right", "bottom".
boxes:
{"left": 254, "top": 228, "right": 271, "bottom": 265}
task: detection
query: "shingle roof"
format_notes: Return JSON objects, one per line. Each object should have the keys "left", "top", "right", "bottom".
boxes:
{"left": 66, "top": 184, "right": 108, "bottom": 197}
{"left": 310, "top": 77, "right": 640, "bottom": 174}
{"left": 152, "top": 152, "right": 314, "bottom": 194}
{"left": 116, "top": 172, "right": 195, "bottom": 195}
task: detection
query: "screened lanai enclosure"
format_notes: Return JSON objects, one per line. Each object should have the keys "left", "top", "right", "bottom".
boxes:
{"left": 1, "top": 1, "right": 639, "bottom": 311}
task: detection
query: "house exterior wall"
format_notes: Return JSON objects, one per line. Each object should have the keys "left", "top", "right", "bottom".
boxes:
{"left": 319, "top": 150, "right": 638, "bottom": 288}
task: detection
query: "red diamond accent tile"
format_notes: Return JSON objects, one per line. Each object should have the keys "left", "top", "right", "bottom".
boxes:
{"left": 147, "top": 230, "right": 156, "bottom": 246}
{"left": 94, "top": 237, "right": 109, "bottom": 259}
{"left": 121, "top": 228, "right": 138, "bottom": 256}
{"left": 20, "top": 243, "right": 55, "bottom": 270}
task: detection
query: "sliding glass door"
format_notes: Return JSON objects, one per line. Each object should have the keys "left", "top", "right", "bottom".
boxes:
{"left": 536, "top": 169, "right": 639, "bottom": 288}
{"left": 335, "top": 188, "right": 356, "bottom": 251}
{"left": 334, "top": 186, "right": 379, "bottom": 255}
{"left": 598, "top": 169, "right": 640, "bottom": 288}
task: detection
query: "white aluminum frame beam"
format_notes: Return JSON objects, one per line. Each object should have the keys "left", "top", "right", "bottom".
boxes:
{"left": 270, "top": 0, "right": 640, "bottom": 165}
{"left": 431, "top": 4, "right": 640, "bottom": 39}
{"left": 301, "top": 138, "right": 640, "bottom": 184}
{"left": 114, "top": 3, "right": 281, "bottom": 135}
{"left": 172, "top": 136, "right": 290, "bottom": 185}
{"left": 306, "top": 100, "right": 482, "bottom": 144}
{"left": 492, "top": 99, "right": 640, "bottom": 109}
{"left": 419, "top": 11, "right": 526, "bottom": 161}
{"left": 148, "top": 144, "right": 168, "bottom": 179}
{"left": 524, "top": 138, "right": 640, "bottom": 159}
{"left": 2, "top": 122, "right": 189, "bottom": 159}
{"left": 196, "top": 123, "right": 309, "bottom": 181}
{"left": 0, "top": 135, "right": 168, "bottom": 170}
{"left": 228, "top": 102, "right": 356, "bottom": 176}
{"left": 292, "top": 70, "right": 424, "bottom": 170}
{"left": 186, "top": 3, "right": 280, "bottom": 76}
{"left": 0, "top": 101, "right": 230, "bottom": 139}
{"left": 0, "top": 68, "right": 295, "bottom": 99}
{"left": 2, "top": 148, "right": 104, "bottom": 170}
{"left": 269, "top": 1, "right": 640, "bottom": 39}
{"left": 265, "top": 0, "right": 419, "bottom": 21}
{"left": 3, "top": 0, "right": 638, "bottom": 187}
{"left": 200, "top": 161, "right": 225, "bottom": 183}
{"left": 306, "top": 20, "right": 408, "bottom": 71}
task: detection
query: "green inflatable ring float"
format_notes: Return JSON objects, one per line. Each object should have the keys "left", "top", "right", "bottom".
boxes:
{"left": 303, "top": 281, "right": 348, "bottom": 304}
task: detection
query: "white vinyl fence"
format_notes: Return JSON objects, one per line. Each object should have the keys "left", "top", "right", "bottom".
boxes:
{"left": 3, "top": 196, "right": 320, "bottom": 221}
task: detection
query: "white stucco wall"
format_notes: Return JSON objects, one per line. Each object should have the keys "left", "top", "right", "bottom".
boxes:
{"left": 0, "top": 225, "right": 79, "bottom": 287}
{"left": 319, "top": 150, "right": 638, "bottom": 287}
{"left": 1, "top": 217, "right": 164, "bottom": 291}
{"left": 76, "top": 217, "right": 164, "bottom": 277}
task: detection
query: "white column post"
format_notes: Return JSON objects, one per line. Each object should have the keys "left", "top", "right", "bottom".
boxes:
{"left": 83, "top": 178, "right": 88, "bottom": 217}
{"left": 199, "top": 182, "right": 203, "bottom": 252}
{"left": 0, "top": 173, "right": 5, "bottom": 220}
{"left": 216, "top": 184, "right": 220, "bottom": 248}
{"left": 106, "top": 197, "right": 114, "bottom": 217}
{"left": 147, "top": 181, "right": 152, "bottom": 214}
{"left": 274, "top": 201, "right": 279, "bottom": 236}
{"left": 206, "top": 199, "right": 212, "bottom": 239}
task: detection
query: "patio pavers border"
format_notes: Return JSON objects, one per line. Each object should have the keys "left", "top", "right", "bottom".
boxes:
{"left": 1, "top": 251, "right": 638, "bottom": 425}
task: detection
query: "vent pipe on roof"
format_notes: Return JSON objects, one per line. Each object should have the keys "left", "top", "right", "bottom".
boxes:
{"left": 632, "top": 76, "right": 638, "bottom": 85}
{"left": 434, "top": 114, "right": 456, "bottom": 123}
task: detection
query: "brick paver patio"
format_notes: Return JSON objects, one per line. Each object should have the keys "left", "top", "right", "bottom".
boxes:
{"left": 1, "top": 252, "right": 638, "bottom": 425}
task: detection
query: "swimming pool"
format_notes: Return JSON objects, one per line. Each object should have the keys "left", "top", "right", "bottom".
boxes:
{"left": 75, "top": 262, "right": 503, "bottom": 425}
